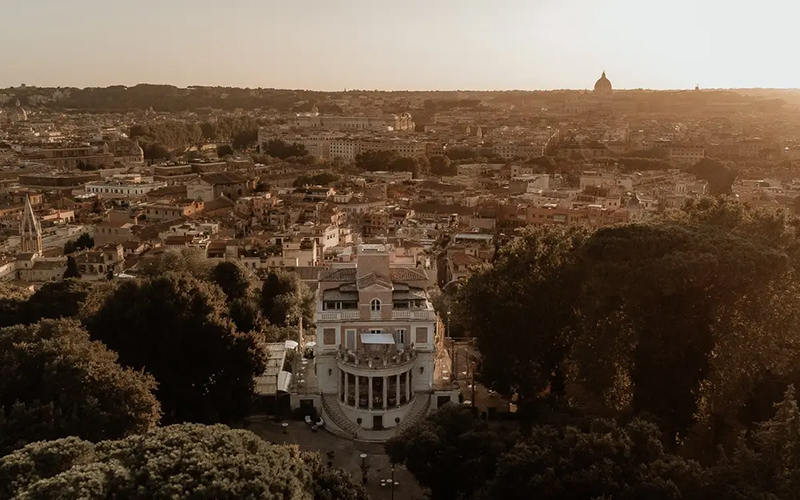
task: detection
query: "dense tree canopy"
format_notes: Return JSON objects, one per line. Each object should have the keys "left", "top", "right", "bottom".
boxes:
{"left": 0, "top": 319, "right": 159, "bottom": 455}
{"left": 263, "top": 139, "right": 308, "bottom": 159}
{"left": 391, "top": 389, "right": 800, "bottom": 500}
{"left": 386, "top": 405, "right": 515, "bottom": 500}
{"left": 19, "top": 279, "right": 94, "bottom": 325}
{"left": 429, "top": 154, "right": 455, "bottom": 176}
{"left": 0, "top": 424, "right": 367, "bottom": 500}
{"left": 293, "top": 172, "right": 340, "bottom": 187}
{"left": 455, "top": 198, "right": 800, "bottom": 448}
{"left": 688, "top": 157, "right": 738, "bottom": 195}
{"left": 454, "top": 225, "right": 591, "bottom": 424}
{"left": 487, "top": 419, "right": 706, "bottom": 500}
{"left": 0, "top": 283, "right": 31, "bottom": 328}
{"left": 63, "top": 233, "right": 94, "bottom": 255}
{"left": 260, "top": 270, "right": 315, "bottom": 327}
{"left": 209, "top": 261, "right": 267, "bottom": 334}
{"left": 84, "top": 273, "right": 267, "bottom": 424}
{"left": 137, "top": 248, "right": 212, "bottom": 279}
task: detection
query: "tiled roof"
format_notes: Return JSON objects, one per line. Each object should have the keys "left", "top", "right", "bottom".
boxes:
{"left": 356, "top": 272, "right": 392, "bottom": 290}
{"left": 319, "top": 268, "right": 357, "bottom": 282}
{"left": 200, "top": 172, "right": 248, "bottom": 185}
{"left": 203, "top": 196, "right": 235, "bottom": 212}
{"left": 389, "top": 267, "right": 428, "bottom": 282}
{"left": 318, "top": 266, "right": 429, "bottom": 283}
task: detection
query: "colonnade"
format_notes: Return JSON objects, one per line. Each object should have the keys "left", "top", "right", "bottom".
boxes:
{"left": 339, "top": 369, "right": 413, "bottom": 409}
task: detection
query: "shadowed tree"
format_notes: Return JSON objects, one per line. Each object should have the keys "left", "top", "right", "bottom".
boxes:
{"left": 0, "top": 319, "right": 159, "bottom": 455}
{"left": 454, "top": 225, "right": 591, "bottom": 430}
{"left": 260, "top": 270, "right": 315, "bottom": 327}
{"left": 84, "top": 274, "right": 267, "bottom": 424}
{"left": 0, "top": 424, "right": 367, "bottom": 500}
{"left": 386, "top": 405, "right": 515, "bottom": 500}
{"left": 63, "top": 256, "right": 80, "bottom": 279}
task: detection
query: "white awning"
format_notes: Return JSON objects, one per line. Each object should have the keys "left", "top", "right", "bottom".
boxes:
{"left": 284, "top": 340, "right": 299, "bottom": 350}
{"left": 277, "top": 371, "right": 293, "bottom": 393}
{"left": 360, "top": 333, "right": 396, "bottom": 345}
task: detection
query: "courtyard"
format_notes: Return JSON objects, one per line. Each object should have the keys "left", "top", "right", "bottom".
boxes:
{"left": 246, "top": 417, "right": 425, "bottom": 500}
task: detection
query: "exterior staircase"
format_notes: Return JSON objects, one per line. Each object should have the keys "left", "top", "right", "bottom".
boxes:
{"left": 396, "top": 394, "right": 431, "bottom": 434}
{"left": 320, "top": 393, "right": 432, "bottom": 442}
{"left": 321, "top": 393, "right": 360, "bottom": 439}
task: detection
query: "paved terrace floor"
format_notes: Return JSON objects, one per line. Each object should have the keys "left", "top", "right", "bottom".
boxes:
{"left": 246, "top": 418, "right": 425, "bottom": 500}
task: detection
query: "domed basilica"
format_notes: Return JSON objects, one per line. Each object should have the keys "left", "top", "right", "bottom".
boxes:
{"left": 594, "top": 71, "right": 613, "bottom": 94}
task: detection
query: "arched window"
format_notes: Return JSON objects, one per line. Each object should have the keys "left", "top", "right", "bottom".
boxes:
{"left": 370, "top": 298, "right": 381, "bottom": 312}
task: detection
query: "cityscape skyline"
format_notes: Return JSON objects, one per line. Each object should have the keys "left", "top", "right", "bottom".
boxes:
{"left": 3, "top": 0, "right": 799, "bottom": 91}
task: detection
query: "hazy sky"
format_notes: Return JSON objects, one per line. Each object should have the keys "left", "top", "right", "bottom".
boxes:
{"left": 2, "top": 0, "right": 798, "bottom": 90}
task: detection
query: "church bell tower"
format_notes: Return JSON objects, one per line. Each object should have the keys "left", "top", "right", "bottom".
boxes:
{"left": 20, "top": 195, "right": 42, "bottom": 255}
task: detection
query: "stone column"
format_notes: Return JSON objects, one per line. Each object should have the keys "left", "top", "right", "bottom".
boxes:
{"left": 406, "top": 371, "right": 411, "bottom": 401}
{"left": 396, "top": 374, "right": 401, "bottom": 407}
{"left": 344, "top": 372, "right": 349, "bottom": 406}
{"left": 355, "top": 376, "right": 360, "bottom": 409}
{"left": 382, "top": 376, "right": 388, "bottom": 410}
{"left": 368, "top": 376, "right": 373, "bottom": 410}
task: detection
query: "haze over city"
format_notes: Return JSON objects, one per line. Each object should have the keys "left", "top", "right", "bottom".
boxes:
{"left": 7, "top": 2, "right": 800, "bottom": 499}
{"left": 3, "top": 0, "right": 800, "bottom": 90}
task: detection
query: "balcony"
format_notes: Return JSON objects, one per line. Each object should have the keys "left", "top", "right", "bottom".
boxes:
{"left": 336, "top": 345, "right": 417, "bottom": 370}
{"left": 317, "top": 310, "right": 360, "bottom": 322}
{"left": 392, "top": 309, "right": 436, "bottom": 321}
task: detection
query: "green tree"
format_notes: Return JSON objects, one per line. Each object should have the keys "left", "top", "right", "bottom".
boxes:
{"left": 209, "top": 261, "right": 267, "bottom": 334}
{"left": 0, "top": 424, "right": 367, "bottom": 500}
{"left": 293, "top": 172, "right": 340, "bottom": 187}
{"left": 137, "top": 248, "right": 212, "bottom": 279}
{"left": 232, "top": 129, "right": 259, "bottom": 150}
{"left": 63, "top": 233, "right": 93, "bottom": 255}
{"left": 84, "top": 274, "right": 267, "bottom": 424}
{"left": 0, "top": 283, "right": 31, "bottom": 328}
{"left": 260, "top": 270, "right": 315, "bottom": 327}
{"left": 688, "top": 157, "right": 738, "bottom": 195}
{"left": 21, "top": 279, "right": 95, "bottom": 324}
{"left": 386, "top": 405, "right": 515, "bottom": 500}
{"left": 75, "top": 233, "right": 94, "bottom": 250}
{"left": 454, "top": 225, "right": 591, "bottom": 428}
{"left": 210, "top": 261, "right": 252, "bottom": 301}
{"left": 575, "top": 220, "right": 788, "bottom": 441}
{"left": 355, "top": 149, "right": 399, "bottom": 171}
{"left": 712, "top": 386, "right": 800, "bottom": 500}
{"left": 487, "top": 419, "right": 705, "bottom": 500}
{"left": 63, "top": 256, "right": 80, "bottom": 279}
{"left": 0, "top": 319, "right": 159, "bottom": 455}
{"left": 216, "top": 144, "right": 234, "bottom": 157}
{"left": 264, "top": 138, "right": 308, "bottom": 159}
{"left": 429, "top": 154, "right": 454, "bottom": 176}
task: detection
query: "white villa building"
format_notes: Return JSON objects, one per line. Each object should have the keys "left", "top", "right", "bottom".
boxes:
{"left": 306, "top": 244, "right": 457, "bottom": 439}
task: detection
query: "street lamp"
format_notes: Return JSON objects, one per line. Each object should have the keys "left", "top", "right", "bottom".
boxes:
{"left": 359, "top": 453, "right": 368, "bottom": 485}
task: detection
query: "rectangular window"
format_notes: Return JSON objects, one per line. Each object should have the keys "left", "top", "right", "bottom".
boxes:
{"left": 415, "top": 327, "right": 428, "bottom": 344}
{"left": 394, "top": 329, "right": 406, "bottom": 344}
{"left": 345, "top": 329, "right": 356, "bottom": 350}
{"left": 323, "top": 328, "right": 336, "bottom": 345}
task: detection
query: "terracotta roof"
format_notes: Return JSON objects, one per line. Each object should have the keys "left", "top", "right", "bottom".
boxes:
{"left": 319, "top": 268, "right": 357, "bottom": 282}
{"left": 389, "top": 267, "right": 428, "bottom": 282}
{"left": 200, "top": 172, "right": 248, "bottom": 185}
{"left": 32, "top": 260, "right": 66, "bottom": 270}
{"left": 202, "top": 196, "right": 235, "bottom": 212}
{"left": 357, "top": 272, "right": 393, "bottom": 290}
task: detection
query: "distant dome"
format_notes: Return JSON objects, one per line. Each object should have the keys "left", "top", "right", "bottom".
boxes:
{"left": 594, "top": 71, "right": 612, "bottom": 94}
